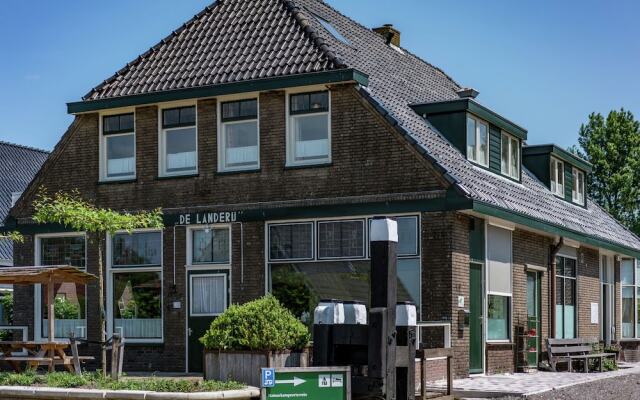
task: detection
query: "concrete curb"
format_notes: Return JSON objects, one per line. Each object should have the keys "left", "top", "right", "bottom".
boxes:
{"left": 0, "top": 386, "right": 261, "bottom": 400}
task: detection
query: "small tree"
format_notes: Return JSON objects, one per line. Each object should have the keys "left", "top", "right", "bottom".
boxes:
{"left": 32, "top": 189, "right": 163, "bottom": 375}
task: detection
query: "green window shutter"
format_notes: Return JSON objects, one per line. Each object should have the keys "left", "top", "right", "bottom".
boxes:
{"left": 489, "top": 125, "right": 501, "bottom": 173}
{"left": 564, "top": 165, "right": 573, "bottom": 202}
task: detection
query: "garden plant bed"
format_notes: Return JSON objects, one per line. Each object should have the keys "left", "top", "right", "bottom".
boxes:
{"left": 0, "top": 372, "right": 259, "bottom": 400}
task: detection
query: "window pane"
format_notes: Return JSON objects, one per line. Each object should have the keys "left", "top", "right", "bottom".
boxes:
{"left": 510, "top": 137, "right": 519, "bottom": 178}
{"left": 191, "top": 275, "right": 226, "bottom": 315}
{"left": 293, "top": 114, "right": 329, "bottom": 161}
{"left": 397, "top": 258, "right": 420, "bottom": 308}
{"left": 104, "top": 114, "right": 133, "bottom": 134}
{"left": 318, "top": 220, "right": 364, "bottom": 259}
{"left": 557, "top": 161, "right": 564, "bottom": 186}
{"left": 563, "top": 278, "right": 576, "bottom": 338}
{"left": 106, "top": 134, "right": 135, "bottom": 177}
{"left": 269, "top": 224, "right": 313, "bottom": 260}
{"left": 42, "top": 283, "right": 86, "bottom": 339}
{"left": 40, "top": 236, "right": 85, "bottom": 268}
{"left": 622, "top": 286, "right": 634, "bottom": 338}
{"left": 179, "top": 106, "right": 196, "bottom": 125}
{"left": 309, "top": 92, "right": 328, "bottom": 111}
{"left": 488, "top": 295, "right": 509, "bottom": 340}
{"left": 291, "top": 92, "right": 328, "bottom": 114}
{"left": 165, "top": 127, "right": 197, "bottom": 173}
{"left": 397, "top": 216, "right": 418, "bottom": 256}
{"left": 162, "top": 108, "right": 180, "bottom": 127}
{"left": 112, "top": 232, "right": 161, "bottom": 267}
{"left": 291, "top": 93, "right": 310, "bottom": 114}
{"left": 222, "top": 100, "right": 257, "bottom": 121}
{"left": 271, "top": 260, "right": 418, "bottom": 321}
{"left": 563, "top": 258, "right": 576, "bottom": 278}
{"left": 478, "top": 122, "right": 488, "bottom": 166}
{"left": 466, "top": 117, "right": 476, "bottom": 161}
{"left": 527, "top": 274, "right": 535, "bottom": 317}
{"left": 621, "top": 259, "right": 634, "bottom": 285}
{"left": 501, "top": 134, "right": 509, "bottom": 174}
{"left": 192, "top": 228, "right": 230, "bottom": 264}
{"left": 113, "top": 272, "right": 162, "bottom": 339}
{"left": 239, "top": 99, "right": 257, "bottom": 117}
{"left": 224, "top": 121, "right": 258, "bottom": 168}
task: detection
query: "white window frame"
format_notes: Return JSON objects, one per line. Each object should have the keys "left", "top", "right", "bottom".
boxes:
{"left": 550, "top": 157, "right": 565, "bottom": 197}
{"left": 621, "top": 258, "right": 638, "bottom": 340}
{"left": 484, "top": 223, "right": 513, "bottom": 343}
{"left": 556, "top": 253, "right": 578, "bottom": 339}
{"left": 466, "top": 114, "right": 489, "bottom": 167}
{"left": 189, "top": 273, "right": 228, "bottom": 317}
{"left": 217, "top": 95, "right": 260, "bottom": 172}
{"left": 264, "top": 214, "right": 422, "bottom": 319}
{"left": 34, "top": 232, "right": 88, "bottom": 342}
{"left": 106, "top": 228, "right": 164, "bottom": 344}
{"left": 500, "top": 131, "right": 520, "bottom": 179}
{"left": 572, "top": 167, "right": 585, "bottom": 205}
{"left": 186, "top": 225, "right": 232, "bottom": 268}
{"left": 99, "top": 109, "right": 136, "bottom": 182}
{"left": 600, "top": 253, "right": 615, "bottom": 343}
{"left": 285, "top": 88, "right": 332, "bottom": 167}
{"left": 158, "top": 103, "right": 198, "bottom": 177}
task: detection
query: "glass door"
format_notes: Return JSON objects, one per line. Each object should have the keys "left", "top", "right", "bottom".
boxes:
{"left": 526, "top": 271, "right": 541, "bottom": 367}
{"left": 600, "top": 255, "right": 614, "bottom": 344}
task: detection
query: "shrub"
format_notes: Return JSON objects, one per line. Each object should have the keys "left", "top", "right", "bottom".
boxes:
{"left": 46, "top": 372, "right": 88, "bottom": 388}
{"left": 200, "top": 295, "right": 310, "bottom": 351}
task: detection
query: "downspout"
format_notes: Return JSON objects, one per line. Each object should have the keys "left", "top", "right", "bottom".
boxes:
{"left": 550, "top": 237, "right": 564, "bottom": 338}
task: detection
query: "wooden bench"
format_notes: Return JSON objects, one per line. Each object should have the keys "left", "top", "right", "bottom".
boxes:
{"left": 547, "top": 337, "right": 616, "bottom": 372}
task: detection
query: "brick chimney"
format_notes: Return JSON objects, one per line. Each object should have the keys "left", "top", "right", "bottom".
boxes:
{"left": 373, "top": 24, "right": 401, "bottom": 47}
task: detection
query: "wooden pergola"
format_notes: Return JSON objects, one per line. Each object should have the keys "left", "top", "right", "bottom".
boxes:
{"left": 0, "top": 265, "right": 97, "bottom": 343}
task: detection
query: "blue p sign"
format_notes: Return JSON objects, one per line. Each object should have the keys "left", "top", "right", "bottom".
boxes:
{"left": 261, "top": 368, "right": 275, "bottom": 388}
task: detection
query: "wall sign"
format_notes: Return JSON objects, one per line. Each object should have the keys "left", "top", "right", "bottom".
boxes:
{"left": 177, "top": 211, "right": 241, "bottom": 225}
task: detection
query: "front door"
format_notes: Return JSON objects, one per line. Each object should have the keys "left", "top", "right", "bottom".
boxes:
{"left": 469, "top": 263, "right": 484, "bottom": 373}
{"left": 187, "top": 270, "right": 229, "bottom": 372}
{"left": 526, "top": 271, "right": 541, "bottom": 368}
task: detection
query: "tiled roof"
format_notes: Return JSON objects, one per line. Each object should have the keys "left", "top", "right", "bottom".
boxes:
{"left": 80, "top": 0, "right": 640, "bottom": 253}
{"left": 0, "top": 142, "right": 49, "bottom": 262}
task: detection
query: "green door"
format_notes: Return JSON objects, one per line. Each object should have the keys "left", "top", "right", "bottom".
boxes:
{"left": 526, "top": 271, "right": 542, "bottom": 367}
{"left": 469, "top": 263, "right": 483, "bottom": 374}
{"left": 187, "top": 270, "right": 229, "bottom": 372}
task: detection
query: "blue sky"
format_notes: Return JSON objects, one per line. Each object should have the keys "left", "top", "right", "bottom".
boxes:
{"left": 1, "top": 0, "right": 638, "bottom": 151}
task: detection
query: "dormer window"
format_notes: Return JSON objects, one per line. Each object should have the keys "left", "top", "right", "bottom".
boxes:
{"left": 466, "top": 115, "right": 489, "bottom": 167}
{"left": 572, "top": 167, "right": 585, "bottom": 205}
{"left": 500, "top": 132, "right": 520, "bottom": 179}
{"left": 550, "top": 157, "right": 564, "bottom": 197}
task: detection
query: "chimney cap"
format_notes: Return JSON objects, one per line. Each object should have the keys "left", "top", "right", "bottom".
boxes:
{"left": 456, "top": 88, "right": 480, "bottom": 99}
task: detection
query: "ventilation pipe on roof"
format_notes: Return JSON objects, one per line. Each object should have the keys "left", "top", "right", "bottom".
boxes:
{"left": 373, "top": 24, "right": 401, "bottom": 46}
{"left": 456, "top": 88, "right": 479, "bottom": 99}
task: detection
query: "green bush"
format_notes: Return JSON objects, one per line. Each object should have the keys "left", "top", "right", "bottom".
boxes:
{"left": 46, "top": 371, "right": 88, "bottom": 388}
{"left": 200, "top": 295, "right": 310, "bottom": 351}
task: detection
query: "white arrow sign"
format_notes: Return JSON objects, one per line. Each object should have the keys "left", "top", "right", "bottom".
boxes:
{"left": 276, "top": 377, "right": 306, "bottom": 387}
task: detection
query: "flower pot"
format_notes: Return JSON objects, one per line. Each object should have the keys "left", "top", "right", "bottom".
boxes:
{"left": 204, "top": 348, "right": 309, "bottom": 387}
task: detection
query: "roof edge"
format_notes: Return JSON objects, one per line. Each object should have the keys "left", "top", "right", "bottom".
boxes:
{"left": 474, "top": 200, "right": 640, "bottom": 258}
{"left": 68, "top": 69, "right": 368, "bottom": 114}
{"left": 523, "top": 144, "right": 592, "bottom": 172}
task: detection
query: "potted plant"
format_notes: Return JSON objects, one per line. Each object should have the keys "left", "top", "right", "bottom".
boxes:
{"left": 200, "top": 295, "right": 311, "bottom": 387}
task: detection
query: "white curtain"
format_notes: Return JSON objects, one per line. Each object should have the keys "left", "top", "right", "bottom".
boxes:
{"left": 167, "top": 151, "right": 197, "bottom": 170}
{"left": 487, "top": 225, "right": 512, "bottom": 295}
{"left": 107, "top": 157, "right": 135, "bottom": 176}
{"left": 226, "top": 146, "right": 258, "bottom": 165}
{"left": 192, "top": 275, "right": 226, "bottom": 315}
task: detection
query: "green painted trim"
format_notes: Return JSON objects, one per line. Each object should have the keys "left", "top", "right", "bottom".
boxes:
{"left": 410, "top": 98, "right": 527, "bottom": 140}
{"left": 473, "top": 201, "right": 640, "bottom": 259}
{"left": 67, "top": 69, "right": 369, "bottom": 114}
{"left": 523, "top": 144, "right": 592, "bottom": 173}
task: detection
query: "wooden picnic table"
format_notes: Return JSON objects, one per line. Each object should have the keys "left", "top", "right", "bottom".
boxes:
{"left": 0, "top": 340, "right": 92, "bottom": 373}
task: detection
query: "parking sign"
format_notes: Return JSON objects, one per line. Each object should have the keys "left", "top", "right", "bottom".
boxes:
{"left": 262, "top": 368, "right": 276, "bottom": 388}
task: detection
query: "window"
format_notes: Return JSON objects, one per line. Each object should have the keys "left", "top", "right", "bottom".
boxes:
{"left": 269, "top": 223, "right": 314, "bottom": 261}
{"left": 102, "top": 113, "right": 135, "bottom": 180}
{"left": 572, "top": 168, "right": 585, "bottom": 205}
{"left": 36, "top": 234, "right": 87, "bottom": 339}
{"left": 110, "top": 231, "right": 162, "bottom": 341}
{"left": 219, "top": 99, "right": 259, "bottom": 171}
{"left": 190, "top": 274, "right": 227, "bottom": 316}
{"left": 621, "top": 258, "right": 638, "bottom": 339}
{"left": 550, "top": 157, "right": 564, "bottom": 197}
{"left": 486, "top": 225, "right": 512, "bottom": 341}
{"left": 268, "top": 216, "right": 420, "bottom": 324}
{"left": 313, "top": 14, "right": 351, "bottom": 45}
{"left": 601, "top": 255, "right": 614, "bottom": 343}
{"left": 466, "top": 115, "right": 489, "bottom": 167}
{"left": 190, "top": 227, "right": 230, "bottom": 265}
{"left": 500, "top": 132, "right": 520, "bottom": 179}
{"left": 556, "top": 256, "right": 577, "bottom": 338}
{"left": 287, "top": 91, "right": 330, "bottom": 165}
{"left": 317, "top": 220, "right": 365, "bottom": 259}
{"left": 160, "top": 106, "right": 197, "bottom": 176}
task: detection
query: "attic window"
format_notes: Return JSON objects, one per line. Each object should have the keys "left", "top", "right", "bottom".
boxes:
{"left": 313, "top": 14, "right": 351, "bottom": 45}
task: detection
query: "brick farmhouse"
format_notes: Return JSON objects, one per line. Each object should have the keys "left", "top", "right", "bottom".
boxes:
{"left": 5, "top": 0, "right": 640, "bottom": 376}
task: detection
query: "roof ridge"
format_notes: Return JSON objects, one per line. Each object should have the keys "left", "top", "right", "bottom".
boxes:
{"left": 301, "top": 0, "right": 461, "bottom": 90}
{"left": 0, "top": 140, "right": 50, "bottom": 155}
{"left": 82, "top": 1, "right": 220, "bottom": 101}
{"left": 281, "top": 0, "right": 346, "bottom": 69}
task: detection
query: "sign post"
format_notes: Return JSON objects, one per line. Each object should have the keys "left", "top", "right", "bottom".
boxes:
{"left": 261, "top": 367, "right": 351, "bottom": 400}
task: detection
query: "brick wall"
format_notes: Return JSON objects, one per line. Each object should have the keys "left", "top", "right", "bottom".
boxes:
{"left": 577, "top": 247, "right": 600, "bottom": 339}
